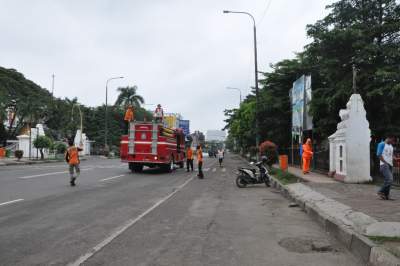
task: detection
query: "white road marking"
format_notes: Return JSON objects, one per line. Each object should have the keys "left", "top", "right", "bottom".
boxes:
{"left": 68, "top": 176, "right": 194, "bottom": 266}
{"left": 0, "top": 199, "right": 24, "bottom": 207}
{"left": 17, "top": 168, "right": 93, "bottom": 179}
{"left": 203, "top": 168, "right": 210, "bottom": 172}
{"left": 99, "top": 175, "right": 125, "bottom": 182}
{"left": 212, "top": 168, "right": 216, "bottom": 172}
{"left": 222, "top": 168, "right": 226, "bottom": 172}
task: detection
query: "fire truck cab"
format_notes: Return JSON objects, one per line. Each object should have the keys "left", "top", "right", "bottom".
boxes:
{"left": 120, "top": 122, "right": 186, "bottom": 173}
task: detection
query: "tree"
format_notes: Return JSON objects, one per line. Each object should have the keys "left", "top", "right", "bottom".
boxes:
{"left": 33, "top": 136, "right": 52, "bottom": 160}
{"left": 114, "top": 86, "right": 144, "bottom": 108}
{"left": 224, "top": 0, "right": 400, "bottom": 151}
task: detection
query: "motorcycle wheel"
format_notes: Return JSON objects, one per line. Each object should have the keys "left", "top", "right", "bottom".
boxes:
{"left": 264, "top": 176, "right": 271, "bottom": 187}
{"left": 236, "top": 176, "right": 247, "bottom": 188}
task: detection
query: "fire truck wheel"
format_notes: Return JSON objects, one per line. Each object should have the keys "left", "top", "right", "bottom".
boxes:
{"left": 130, "top": 164, "right": 143, "bottom": 173}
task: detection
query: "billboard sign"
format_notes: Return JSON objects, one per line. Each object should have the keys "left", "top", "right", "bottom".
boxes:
{"left": 179, "top": 120, "right": 190, "bottom": 136}
{"left": 291, "top": 75, "right": 313, "bottom": 136}
{"left": 291, "top": 76, "right": 305, "bottom": 135}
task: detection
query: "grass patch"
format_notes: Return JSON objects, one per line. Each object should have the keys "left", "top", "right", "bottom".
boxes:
{"left": 368, "top": 236, "right": 400, "bottom": 244}
{"left": 270, "top": 167, "right": 298, "bottom": 185}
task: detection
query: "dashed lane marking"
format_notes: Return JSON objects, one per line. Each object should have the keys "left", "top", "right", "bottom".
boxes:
{"left": 99, "top": 175, "right": 125, "bottom": 182}
{"left": 222, "top": 168, "right": 226, "bottom": 172}
{"left": 68, "top": 176, "right": 194, "bottom": 266}
{"left": 17, "top": 168, "right": 93, "bottom": 179}
{"left": 212, "top": 168, "right": 216, "bottom": 172}
{"left": 0, "top": 199, "right": 24, "bottom": 207}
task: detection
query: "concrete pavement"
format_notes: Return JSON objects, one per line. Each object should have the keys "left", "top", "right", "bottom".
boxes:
{"left": 0, "top": 156, "right": 361, "bottom": 265}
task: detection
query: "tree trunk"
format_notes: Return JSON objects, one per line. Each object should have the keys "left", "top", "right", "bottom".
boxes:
{"left": 40, "top": 149, "right": 44, "bottom": 160}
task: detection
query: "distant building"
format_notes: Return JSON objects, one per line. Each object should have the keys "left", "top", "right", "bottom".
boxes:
{"left": 206, "top": 130, "right": 226, "bottom": 142}
{"left": 190, "top": 131, "right": 205, "bottom": 148}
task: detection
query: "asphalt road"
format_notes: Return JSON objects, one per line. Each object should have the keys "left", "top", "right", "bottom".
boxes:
{"left": 0, "top": 155, "right": 362, "bottom": 266}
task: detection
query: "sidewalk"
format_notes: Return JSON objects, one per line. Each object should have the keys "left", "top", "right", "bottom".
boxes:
{"left": 0, "top": 157, "right": 69, "bottom": 166}
{"left": 286, "top": 165, "right": 400, "bottom": 222}
{"left": 274, "top": 166, "right": 400, "bottom": 265}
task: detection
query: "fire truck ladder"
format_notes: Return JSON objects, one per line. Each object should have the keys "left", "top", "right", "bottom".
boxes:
{"left": 128, "top": 121, "right": 135, "bottom": 154}
{"left": 151, "top": 122, "right": 158, "bottom": 155}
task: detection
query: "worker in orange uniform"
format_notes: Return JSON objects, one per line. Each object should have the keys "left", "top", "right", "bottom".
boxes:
{"left": 186, "top": 146, "right": 194, "bottom": 172}
{"left": 124, "top": 105, "right": 135, "bottom": 122}
{"left": 196, "top": 145, "right": 204, "bottom": 179}
{"left": 65, "top": 139, "right": 83, "bottom": 186}
{"left": 302, "top": 138, "right": 313, "bottom": 174}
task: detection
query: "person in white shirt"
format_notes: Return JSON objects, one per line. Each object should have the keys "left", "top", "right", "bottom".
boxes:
{"left": 377, "top": 136, "right": 396, "bottom": 200}
{"left": 217, "top": 149, "right": 224, "bottom": 167}
{"left": 154, "top": 104, "right": 164, "bottom": 123}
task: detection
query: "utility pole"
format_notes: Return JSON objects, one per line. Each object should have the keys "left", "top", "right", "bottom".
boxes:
{"left": 51, "top": 74, "right": 55, "bottom": 95}
{"left": 223, "top": 10, "right": 260, "bottom": 160}
{"left": 105, "top": 76, "right": 124, "bottom": 150}
{"left": 352, "top": 64, "right": 358, "bottom": 94}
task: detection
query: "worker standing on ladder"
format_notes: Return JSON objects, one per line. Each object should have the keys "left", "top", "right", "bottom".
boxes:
{"left": 124, "top": 105, "right": 134, "bottom": 131}
{"left": 154, "top": 104, "right": 164, "bottom": 123}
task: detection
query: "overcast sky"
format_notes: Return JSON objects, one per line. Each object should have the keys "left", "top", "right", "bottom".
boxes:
{"left": 0, "top": 0, "right": 335, "bottom": 133}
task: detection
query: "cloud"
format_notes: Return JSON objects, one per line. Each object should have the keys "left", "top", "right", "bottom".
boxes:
{"left": 0, "top": 0, "right": 334, "bottom": 133}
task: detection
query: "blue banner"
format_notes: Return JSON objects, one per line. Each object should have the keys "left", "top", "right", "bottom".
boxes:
{"left": 178, "top": 120, "right": 190, "bottom": 136}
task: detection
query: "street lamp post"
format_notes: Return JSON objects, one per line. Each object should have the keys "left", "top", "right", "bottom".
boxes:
{"left": 226, "top": 87, "right": 242, "bottom": 105}
{"left": 105, "top": 77, "right": 124, "bottom": 150}
{"left": 223, "top": 10, "right": 260, "bottom": 160}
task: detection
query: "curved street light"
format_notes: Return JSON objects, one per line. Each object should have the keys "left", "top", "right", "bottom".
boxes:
{"left": 105, "top": 76, "right": 124, "bottom": 149}
{"left": 223, "top": 10, "right": 260, "bottom": 160}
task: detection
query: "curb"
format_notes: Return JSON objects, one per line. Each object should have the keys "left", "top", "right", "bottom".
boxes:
{"left": 269, "top": 176, "right": 400, "bottom": 266}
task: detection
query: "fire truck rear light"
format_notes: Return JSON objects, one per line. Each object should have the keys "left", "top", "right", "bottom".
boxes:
{"left": 154, "top": 156, "right": 158, "bottom": 160}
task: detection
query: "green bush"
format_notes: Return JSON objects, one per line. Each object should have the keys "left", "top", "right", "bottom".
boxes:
{"left": 14, "top": 150, "right": 23, "bottom": 160}
{"left": 54, "top": 142, "right": 67, "bottom": 154}
{"left": 271, "top": 167, "right": 298, "bottom": 185}
{"left": 33, "top": 136, "right": 53, "bottom": 160}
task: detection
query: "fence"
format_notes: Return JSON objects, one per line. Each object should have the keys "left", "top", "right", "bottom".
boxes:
{"left": 280, "top": 144, "right": 400, "bottom": 185}
{"left": 281, "top": 145, "right": 329, "bottom": 173}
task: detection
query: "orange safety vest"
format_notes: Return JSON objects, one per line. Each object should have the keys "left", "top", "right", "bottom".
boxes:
{"left": 302, "top": 144, "right": 313, "bottom": 159}
{"left": 187, "top": 148, "right": 193, "bottom": 160}
{"left": 67, "top": 147, "right": 80, "bottom": 165}
{"left": 124, "top": 108, "right": 134, "bottom": 122}
{"left": 197, "top": 149, "right": 203, "bottom": 162}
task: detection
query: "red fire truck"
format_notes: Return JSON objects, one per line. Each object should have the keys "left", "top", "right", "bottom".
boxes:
{"left": 120, "top": 122, "right": 186, "bottom": 172}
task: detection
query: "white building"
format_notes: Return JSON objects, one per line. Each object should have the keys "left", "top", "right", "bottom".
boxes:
{"left": 206, "top": 130, "right": 226, "bottom": 142}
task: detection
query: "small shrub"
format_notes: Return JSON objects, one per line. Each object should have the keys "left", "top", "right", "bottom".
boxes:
{"left": 15, "top": 150, "right": 24, "bottom": 160}
{"left": 54, "top": 142, "right": 67, "bottom": 154}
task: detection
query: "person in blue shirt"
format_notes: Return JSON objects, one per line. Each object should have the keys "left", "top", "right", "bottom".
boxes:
{"left": 377, "top": 136, "right": 396, "bottom": 200}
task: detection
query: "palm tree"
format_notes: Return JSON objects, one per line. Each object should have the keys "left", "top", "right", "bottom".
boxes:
{"left": 114, "top": 86, "right": 144, "bottom": 108}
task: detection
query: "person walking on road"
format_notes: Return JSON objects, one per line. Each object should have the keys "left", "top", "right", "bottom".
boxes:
{"left": 186, "top": 146, "right": 194, "bottom": 172}
{"left": 302, "top": 138, "right": 313, "bottom": 174}
{"left": 65, "top": 139, "right": 83, "bottom": 187}
{"left": 377, "top": 136, "right": 396, "bottom": 200}
{"left": 196, "top": 145, "right": 204, "bottom": 179}
{"left": 217, "top": 149, "right": 224, "bottom": 167}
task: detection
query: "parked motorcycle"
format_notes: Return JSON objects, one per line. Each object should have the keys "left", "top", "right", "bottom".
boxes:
{"left": 236, "top": 158, "right": 271, "bottom": 188}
